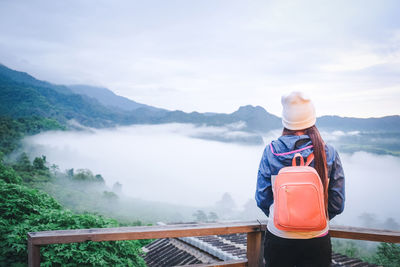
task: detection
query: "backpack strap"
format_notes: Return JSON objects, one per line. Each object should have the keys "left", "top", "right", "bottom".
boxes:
{"left": 292, "top": 153, "right": 314, "bottom": 166}
{"left": 292, "top": 153, "right": 304, "bottom": 166}
{"left": 305, "top": 153, "right": 314, "bottom": 166}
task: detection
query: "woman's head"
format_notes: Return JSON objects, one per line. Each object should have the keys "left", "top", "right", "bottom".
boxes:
{"left": 281, "top": 91, "right": 316, "bottom": 130}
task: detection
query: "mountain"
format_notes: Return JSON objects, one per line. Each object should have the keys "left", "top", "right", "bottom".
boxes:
{"left": 68, "top": 84, "right": 165, "bottom": 112}
{"left": 0, "top": 64, "right": 74, "bottom": 95}
{"left": 231, "top": 105, "right": 281, "bottom": 131}
{"left": 317, "top": 115, "right": 400, "bottom": 132}
{"left": 0, "top": 64, "right": 282, "bottom": 132}
{"left": 1, "top": 64, "right": 399, "bottom": 135}
{"left": 0, "top": 64, "right": 126, "bottom": 127}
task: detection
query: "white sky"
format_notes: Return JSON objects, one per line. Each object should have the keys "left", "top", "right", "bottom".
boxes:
{"left": 1, "top": 0, "right": 400, "bottom": 118}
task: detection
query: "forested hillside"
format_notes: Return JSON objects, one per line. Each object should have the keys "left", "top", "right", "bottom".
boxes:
{"left": 0, "top": 153, "right": 149, "bottom": 266}
{"left": 0, "top": 65, "right": 128, "bottom": 128}
{"left": 0, "top": 116, "right": 64, "bottom": 155}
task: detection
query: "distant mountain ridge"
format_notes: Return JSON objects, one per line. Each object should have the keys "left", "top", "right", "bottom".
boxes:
{"left": 317, "top": 115, "right": 400, "bottom": 132}
{"left": 1, "top": 64, "right": 399, "bottom": 134}
{"left": 68, "top": 84, "right": 165, "bottom": 112}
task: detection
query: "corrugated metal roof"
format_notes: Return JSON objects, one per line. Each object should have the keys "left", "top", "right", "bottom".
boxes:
{"left": 143, "top": 233, "right": 379, "bottom": 267}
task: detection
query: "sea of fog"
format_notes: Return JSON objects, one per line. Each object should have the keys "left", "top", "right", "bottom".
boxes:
{"left": 22, "top": 123, "right": 400, "bottom": 227}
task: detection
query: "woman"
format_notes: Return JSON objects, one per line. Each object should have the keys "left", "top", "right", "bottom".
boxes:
{"left": 255, "top": 92, "right": 345, "bottom": 267}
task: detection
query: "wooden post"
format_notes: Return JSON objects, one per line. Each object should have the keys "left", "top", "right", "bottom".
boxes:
{"left": 247, "top": 231, "right": 263, "bottom": 267}
{"left": 28, "top": 237, "right": 40, "bottom": 267}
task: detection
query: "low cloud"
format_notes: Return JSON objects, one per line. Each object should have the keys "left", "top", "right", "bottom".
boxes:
{"left": 22, "top": 124, "right": 400, "bottom": 227}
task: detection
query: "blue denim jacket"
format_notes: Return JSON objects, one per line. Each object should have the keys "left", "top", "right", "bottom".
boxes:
{"left": 255, "top": 135, "right": 345, "bottom": 220}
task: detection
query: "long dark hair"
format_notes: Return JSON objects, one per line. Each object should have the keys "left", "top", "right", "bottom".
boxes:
{"left": 282, "top": 125, "right": 329, "bottom": 212}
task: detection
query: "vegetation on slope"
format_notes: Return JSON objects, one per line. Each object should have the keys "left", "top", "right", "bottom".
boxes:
{"left": 0, "top": 154, "right": 148, "bottom": 266}
{"left": 0, "top": 116, "right": 64, "bottom": 155}
{"left": 0, "top": 73, "right": 125, "bottom": 128}
{"left": 332, "top": 239, "right": 400, "bottom": 267}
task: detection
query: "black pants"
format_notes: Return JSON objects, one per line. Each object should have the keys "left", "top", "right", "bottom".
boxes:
{"left": 264, "top": 229, "right": 332, "bottom": 267}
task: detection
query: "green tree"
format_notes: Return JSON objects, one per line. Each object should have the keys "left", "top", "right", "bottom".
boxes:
{"left": 14, "top": 152, "right": 32, "bottom": 172}
{"left": 33, "top": 155, "right": 48, "bottom": 170}
{"left": 241, "top": 198, "right": 262, "bottom": 219}
{"left": 215, "top": 192, "right": 236, "bottom": 218}
{"left": 193, "top": 210, "right": 208, "bottom": 222}
{"left": 95, "top": 174, "right": 105, "bottom": 183}
{"left": 73, "top": 169, "right": 95, "bottom": 181}
{"left": 382, "top": 218, "right": 400, "bottom": 231}
{"left": 373, "top": 243, "right": 400, "bottom": 267}
{"left": 112, "top": 181, "right": 122, "bottom": 194}
{"left": 50, "top": 163, "right": 59, "bottom": 174}
{"left": 103, "top": 191, "right": 118, "bottom": 200}
{"left": 359, "top": 213, "right": 378, "bottom": 228}
{"left": 208, "top": 212, "right": 219, "bottom": 222}
{"left": 66, "top": 168, "right": 74, "bottom": 177}
{"left": 0, "top": 161, "right": 22, "bottom": 184}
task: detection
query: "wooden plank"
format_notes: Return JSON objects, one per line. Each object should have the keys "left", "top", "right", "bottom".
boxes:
{"left": 181, "top": 259, "right": 248, "bottom": 267}
{"left": 27, "top": 222, "right": 400, "bottom": 246}
{"left": 330, "top": 225, "right": 400, "bottom": 243}
{"left": 27, "top": 238, "right": 40, "bottom": 267}
{"left": 28, "top": 221, "right": 266, "bottom": 245}
{"left": 247, "top": 232, "right": 263, "bottom": 267}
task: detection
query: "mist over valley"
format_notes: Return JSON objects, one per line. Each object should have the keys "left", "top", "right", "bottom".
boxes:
{"left": 22, "top": 123, "right": 400, "bottom": 228}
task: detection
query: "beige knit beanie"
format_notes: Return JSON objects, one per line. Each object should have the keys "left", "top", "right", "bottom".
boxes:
{"left": 281, "top": 91, "right": 316, "bottom": 130}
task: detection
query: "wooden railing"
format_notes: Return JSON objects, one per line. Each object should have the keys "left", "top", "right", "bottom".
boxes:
{"left": 27, "top": 221, "right": 400, "bottom": 267}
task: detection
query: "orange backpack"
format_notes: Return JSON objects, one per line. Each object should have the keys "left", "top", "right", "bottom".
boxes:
{"left": 273, "top": 153, "right": 328, "bottom": 231}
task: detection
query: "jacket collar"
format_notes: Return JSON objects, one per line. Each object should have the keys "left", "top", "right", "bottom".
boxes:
{"left": 270, "top": 135, "right": 313, "bottom": 160}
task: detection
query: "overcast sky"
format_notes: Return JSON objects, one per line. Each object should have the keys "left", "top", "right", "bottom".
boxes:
{"left": 1, "top": 0, "right": 399, "bottom": 118}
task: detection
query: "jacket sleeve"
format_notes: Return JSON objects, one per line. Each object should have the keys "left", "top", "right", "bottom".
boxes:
{"left": 255, "top": 147, "right": 273, "bottom": 217}
{"left": 328, "top": 149, "right": 345, "bottom": 220}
